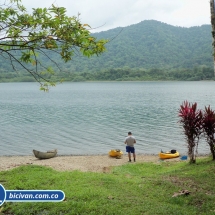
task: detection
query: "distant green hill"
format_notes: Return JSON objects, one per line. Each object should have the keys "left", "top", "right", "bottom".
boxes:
{"left": 0, "top": 20, "right": 214, "bottom": 82}
{"left": 58, "top": 20, "right": 213, "bottom": 72}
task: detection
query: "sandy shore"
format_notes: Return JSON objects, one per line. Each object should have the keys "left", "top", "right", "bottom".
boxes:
{"left": 0, "top": 154, "right": 182, "bottom": 173}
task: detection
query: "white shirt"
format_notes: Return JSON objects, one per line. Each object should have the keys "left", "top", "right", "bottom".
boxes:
{"left": 124, "top": 135, "right": 136, "bottom": 147}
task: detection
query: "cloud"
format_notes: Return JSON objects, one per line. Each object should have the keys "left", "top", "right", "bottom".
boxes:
{"left": 21, "top": 0, "right": 211, "bottom": 32}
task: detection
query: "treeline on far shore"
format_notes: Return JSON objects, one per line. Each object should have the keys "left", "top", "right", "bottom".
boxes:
{"left": 0, "top": 66, "right": 214, "bottom": 83}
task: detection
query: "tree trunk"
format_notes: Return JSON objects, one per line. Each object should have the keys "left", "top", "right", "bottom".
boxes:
{"left": 209, "top": 143, "right": 215, "bottom": 160}
{"left": 210, "top": 0, "right": 215, "bottom": 76}
{"left": 212, "top": 151, "right": 215, "bottom": 160}
{"left": 188, "top": 139, "right": 196, "bottom": 163}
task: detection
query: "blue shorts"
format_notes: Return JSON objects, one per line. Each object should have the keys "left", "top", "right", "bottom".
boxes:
{"left": 126, "top": 146, "right": 135, "bottom": 153}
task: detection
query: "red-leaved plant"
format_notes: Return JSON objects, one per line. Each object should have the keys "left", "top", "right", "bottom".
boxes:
{"left": 178, "top": 101, "right": 203, "bottom": 163}
{"left": 202, "top": 106, "right": 215, "bottom": 160}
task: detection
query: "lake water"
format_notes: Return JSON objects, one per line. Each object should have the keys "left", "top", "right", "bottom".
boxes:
{"left": 0, "top": 81, "right": 215, "bottom": 156}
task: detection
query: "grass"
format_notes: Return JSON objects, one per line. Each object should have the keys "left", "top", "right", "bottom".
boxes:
{"left": 0, "top": 157, "right": 215, "bottom": 215}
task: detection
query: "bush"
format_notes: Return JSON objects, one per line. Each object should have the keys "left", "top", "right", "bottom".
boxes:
{"left": 178, "top": 101, "right": 203, "bottom": 163}
{"left": 202, "top": 106, "right": 215, "bottom": 160}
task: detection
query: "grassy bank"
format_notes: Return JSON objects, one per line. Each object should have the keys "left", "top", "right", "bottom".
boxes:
{"left": 0, "top": 157, "right": 215, "bottom": 215}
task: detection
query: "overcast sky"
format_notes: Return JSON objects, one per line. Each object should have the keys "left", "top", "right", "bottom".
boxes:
{"left": 22, "top": 0, "right": 211, "bottom": 32}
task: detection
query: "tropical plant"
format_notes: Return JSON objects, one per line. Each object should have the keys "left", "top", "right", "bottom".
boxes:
{"left": 0, "top": 0, "right": 107, "bottom": 90}
{"left": 202, "top": 106, "right": 215, "bottom": 160}
{"left": 178, "top": 101, "right": 203, "bottom": 163}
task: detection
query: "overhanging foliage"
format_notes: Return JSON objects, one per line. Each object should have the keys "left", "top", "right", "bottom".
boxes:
{"left": 0, "top": 0, "right": 108, "bottom": 90}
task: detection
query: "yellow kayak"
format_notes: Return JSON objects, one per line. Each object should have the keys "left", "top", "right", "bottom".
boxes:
{"left": 159, "top": 151, "right": 180, "bottom": 159}
{"left": 109, "top": 149, "right": 123, "bottom": 157}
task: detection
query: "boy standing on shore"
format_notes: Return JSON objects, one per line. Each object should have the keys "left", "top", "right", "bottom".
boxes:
{"left": 124, "top": 132, "right": 136, "bottom": 162}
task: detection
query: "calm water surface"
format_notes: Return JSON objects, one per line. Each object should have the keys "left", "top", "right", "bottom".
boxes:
{"left": 0, "top": 81, "right": 215, "bottom": 156}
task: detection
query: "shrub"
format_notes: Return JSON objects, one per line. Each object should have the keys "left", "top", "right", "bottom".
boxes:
{"left": 202, "top": 106, "right": 215, "bottom": 160}
{"left": 178, "top": 101, "right": 203, "bottom": 163}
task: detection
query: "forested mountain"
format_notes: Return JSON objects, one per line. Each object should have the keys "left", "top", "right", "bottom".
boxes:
{"left": 0, "top": 20, "right": 214, "bottom": 82}
{"left": 58, "top": 20, "right": 213, "bottom": 72}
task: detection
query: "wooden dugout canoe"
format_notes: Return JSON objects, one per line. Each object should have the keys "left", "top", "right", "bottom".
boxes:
{"left": 33, "top": 149, "right": 57, "bottom": 159}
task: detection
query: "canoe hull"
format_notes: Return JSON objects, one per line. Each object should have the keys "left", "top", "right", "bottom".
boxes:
{"left": 159, "top": 151, "right": 179, "bottom": 159}
{"left": 109, "top": 149, "right": 123, "bottom": 157}
{"left": 33, "top": 149, "right": 57, "bottom": 159}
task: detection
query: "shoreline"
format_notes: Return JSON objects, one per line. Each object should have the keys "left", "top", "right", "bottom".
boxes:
{"left": 0, "top": 152, "right": 210, "bottom": 157}
{"left": 0, "top": 154, "right": 209, "bottom": 173}
{"left": 0, "top": 154, "right": 177, "bottom": 173}
{"left": 0, "top": 153, "right": 160, "bottom": 157}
